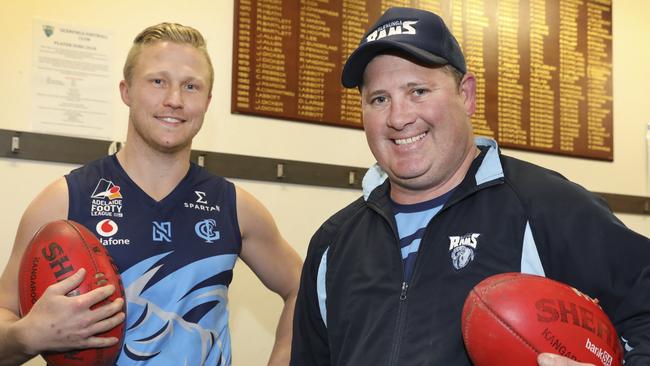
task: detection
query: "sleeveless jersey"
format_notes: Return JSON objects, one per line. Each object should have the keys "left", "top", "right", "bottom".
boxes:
{"left": 66, "top": 155, "right": 241, "bottom": 365}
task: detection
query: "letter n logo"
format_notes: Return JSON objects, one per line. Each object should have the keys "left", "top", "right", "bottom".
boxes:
{"left": 152, "top": 221, "right": 172, "bottom": 242}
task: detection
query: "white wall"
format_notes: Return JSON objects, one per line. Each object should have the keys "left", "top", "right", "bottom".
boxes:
{"left": 1, "top": 1, "right": 649, "bottom": 365}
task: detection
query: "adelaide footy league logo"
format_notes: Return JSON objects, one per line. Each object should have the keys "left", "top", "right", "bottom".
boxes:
{"left": 90, "top": 179, "right": 124, "bottom": 218}
{"left": 92, "top": 179, "right": 122, "bottom": 200}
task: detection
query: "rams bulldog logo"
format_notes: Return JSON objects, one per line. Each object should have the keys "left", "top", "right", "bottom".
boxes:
{"left": 448, "top": 233, "right": 480, "bottom": 270}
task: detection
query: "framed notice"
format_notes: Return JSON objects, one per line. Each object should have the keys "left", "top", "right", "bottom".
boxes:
{"left": 232, "top": 0, "right": 613, "bottom": 160}
{"left": 32, "top": 18, "right": 114, "bottom": 140}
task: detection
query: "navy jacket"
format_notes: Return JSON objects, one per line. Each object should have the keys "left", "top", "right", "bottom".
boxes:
{"left": 291, "top": 138, "right": 650, "bottom": 366}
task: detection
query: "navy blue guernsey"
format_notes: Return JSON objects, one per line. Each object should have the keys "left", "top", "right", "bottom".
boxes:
{"left": 66, "top": 155, "right": 241, "bottom": 365}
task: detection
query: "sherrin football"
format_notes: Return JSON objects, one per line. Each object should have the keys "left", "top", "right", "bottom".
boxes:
{"left": 18, "top": 219, "right": 125, "bottom": 366}
{"left": 462, "top": 272, "right": 623, "bottom": 366}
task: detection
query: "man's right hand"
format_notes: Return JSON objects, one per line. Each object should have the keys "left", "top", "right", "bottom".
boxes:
{"left": 538, "top": 353, "right": 595, "bottom": 366}
{"left": 11, "top": 267, "right": 125, "bottom": 356}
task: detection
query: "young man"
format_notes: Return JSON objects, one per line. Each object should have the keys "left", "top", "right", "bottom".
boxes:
{"left": 291, "top": 7, "right": 650, "bottom": 366}
{"left": 0, "top": 23, "right": 302, "bottom": 365}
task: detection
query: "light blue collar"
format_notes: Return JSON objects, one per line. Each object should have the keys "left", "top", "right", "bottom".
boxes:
{"left": 474, "top": 136, "right": 504, "bottom": 185}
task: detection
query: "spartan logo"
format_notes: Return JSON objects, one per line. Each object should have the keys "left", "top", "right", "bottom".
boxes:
{"left": 448, "top": 233, "right": 480, "bottom": 270}
{"left": 184, "top": 191, "right": 220, "bottom": 212}
{"left": 365, "top": 20, "right": 418, "bottom": 43}
{"left": 195, "top": 191, "right": 208, "bottom": 204}
{"left": 195, "top": 219, "right": 220, "bottom": 243}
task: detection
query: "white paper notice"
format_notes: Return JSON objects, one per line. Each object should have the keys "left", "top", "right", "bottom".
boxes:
{"left": 32, "top": 19, "right": 113, "bottom": 139}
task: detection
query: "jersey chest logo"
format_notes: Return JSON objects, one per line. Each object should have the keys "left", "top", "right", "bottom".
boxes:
{"left": 90, "top": 178, "right": 124, "bottom": 218}
{"left": 195, "top": 219, "right": 220, "bottom": 243}
{"left": 448, "top": 233, "right": 480, "bottom": 270}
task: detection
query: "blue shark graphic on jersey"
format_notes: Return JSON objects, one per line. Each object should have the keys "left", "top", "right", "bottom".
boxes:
{"left": 65, "top": 155, "right": 242, "bottom": 366}
{"left": 117, "top": 252, "right": 236, "bottom": 365}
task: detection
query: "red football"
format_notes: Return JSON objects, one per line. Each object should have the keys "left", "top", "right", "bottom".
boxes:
{"left": 18, "top": 220, "right": 125, "bottom": 366}
{"left": 462, "top": 272, "right": 623, "bottom": 366}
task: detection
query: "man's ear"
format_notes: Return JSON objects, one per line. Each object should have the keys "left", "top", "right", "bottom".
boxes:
{"left": 119, "top": 80, "right": 131, "bottom": 106}
{"left": 459, "top": 72, "right": 477, "bottom": 116}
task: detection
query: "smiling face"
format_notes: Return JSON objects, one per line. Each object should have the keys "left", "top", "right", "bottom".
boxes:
{"left": 361, "top": 54, "right": 478, "bottom": 203}
{"left": 119, "top": 41, "right": 212, "bottom": 155}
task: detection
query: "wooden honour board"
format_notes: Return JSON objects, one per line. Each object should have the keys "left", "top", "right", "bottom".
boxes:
{"left": 232, "top": 0, "right": 613, "bottom": 160}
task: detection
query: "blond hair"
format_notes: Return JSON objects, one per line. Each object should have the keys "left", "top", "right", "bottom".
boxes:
{"left": 123, "top": 22, "right": 214, "bottom": 90}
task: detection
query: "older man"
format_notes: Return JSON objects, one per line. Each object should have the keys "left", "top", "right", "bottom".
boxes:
{"left": 291, "top": 7, "right": 650, "bottom": 366}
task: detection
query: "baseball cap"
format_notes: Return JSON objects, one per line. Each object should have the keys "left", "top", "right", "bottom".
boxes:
{"left": 341, "top": 7, "right": 466, "bottom": 88}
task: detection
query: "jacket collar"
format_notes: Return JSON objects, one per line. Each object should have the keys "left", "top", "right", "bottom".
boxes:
{"left": 474, "top": 137, "right": 504, "bottom": 185}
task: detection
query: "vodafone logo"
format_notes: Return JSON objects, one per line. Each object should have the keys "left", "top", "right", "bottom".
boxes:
{"left": 96, "top": 219, "right": 118, "bottom": 237}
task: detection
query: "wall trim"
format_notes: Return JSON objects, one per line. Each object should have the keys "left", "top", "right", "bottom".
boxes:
{"left": 2, "top": 129, "right": 648, "bottom": 215}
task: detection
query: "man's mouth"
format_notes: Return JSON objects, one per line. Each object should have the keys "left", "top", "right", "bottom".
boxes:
{"left": 156, "top": 116, "right": 185, "bottom": 123}
{"left": 394, "top": 132, "right": 426, "bottom": 145}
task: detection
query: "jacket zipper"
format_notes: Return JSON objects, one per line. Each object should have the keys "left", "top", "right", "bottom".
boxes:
{"left": 371, "top": 201, "right": 434, "bottom": 366}
{"left": 386, "top": 216, "right": 454, "bottom": 366}
{"left": 369, "top": 203, "right": 417, "bottom": 366}
{"left": 387, "top": 209, "right": 449, "bottom": 365}
{"left": 389, "top": 281, "right": 409, "bottom": 366}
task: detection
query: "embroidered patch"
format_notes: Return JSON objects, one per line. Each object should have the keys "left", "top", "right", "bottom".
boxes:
{"left": 448, "top": 233, "right": 481, "bottom": 270}
{"left": 451, "top": 245, "right": 475, "bottom": 270}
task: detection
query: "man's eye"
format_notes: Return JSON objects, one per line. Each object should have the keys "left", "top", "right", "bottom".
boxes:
{"left": 371, "top": 96, "right": 387, "bottom": 105}
{"left": 413, "top": 88, "right": 428, "bottom": 96}
{"left": 153, "top": 79, "right": 163, "bottom": 85}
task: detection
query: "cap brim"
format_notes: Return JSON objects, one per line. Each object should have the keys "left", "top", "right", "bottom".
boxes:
{"left": 341, "top": 40, "right": 449, "bottom": 88}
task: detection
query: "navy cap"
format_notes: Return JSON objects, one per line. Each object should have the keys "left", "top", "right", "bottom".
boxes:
{"left": 341, "top": 7, "right": 466, "bottom": 88}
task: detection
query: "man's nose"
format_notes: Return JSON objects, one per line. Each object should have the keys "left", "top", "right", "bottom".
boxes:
{"left": 387, "top": 99, "right": 415, "bottom": 129}
{"left": 163, "top": 86, "right": 183, "bottom": 109}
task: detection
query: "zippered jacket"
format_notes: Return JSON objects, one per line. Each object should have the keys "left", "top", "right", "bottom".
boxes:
{"left": 291, "top": 138, "right": 650, "bottom": 365}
